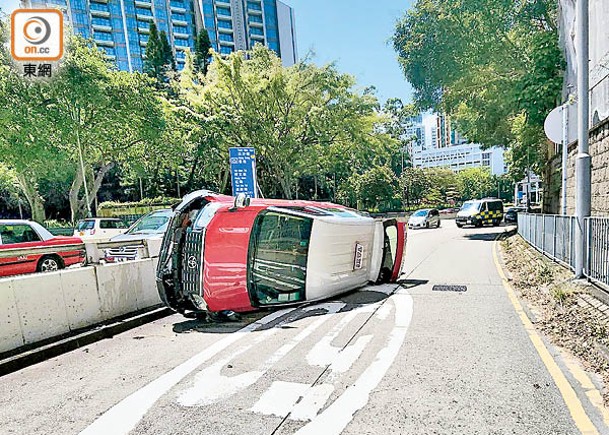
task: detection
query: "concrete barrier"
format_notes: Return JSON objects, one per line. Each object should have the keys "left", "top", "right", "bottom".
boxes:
{"left": 0, "top": 258, "right": 162, "bottom": 354}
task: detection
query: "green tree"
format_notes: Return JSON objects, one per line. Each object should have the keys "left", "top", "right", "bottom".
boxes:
{"left": 49, "top": 36, "right": 165, "bottom": 220}
{"left": 393, "top": 0, "right": 564, "bottom": 178}
{"left": 143, "top": 23, "right": 176, "bottom": 83}
{"left": 456, "top": 167, "right": 495, "bottom": 201}
{"left": 190, "top": 45, "right": 396, "bottom": 199}
{"left": 356, "top": 166, "right": 398, "bottom": 211}
{"left": 400, "top": 168, "right": 430, "bottom": 207}
{"left": 159, "top": 30, "right": 176, "bottom": 72}
{"left": 194, "top": 30, "right": 212, "bottom": 75}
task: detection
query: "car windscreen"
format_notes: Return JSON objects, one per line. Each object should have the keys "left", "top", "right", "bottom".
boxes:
{"left": 412, "top": 210, "right": 428, "bottom": 217}
{"left": 127, "top": 212, "right": 171, "bottom": 235}
{"left": 460, "top": 202, "right": 481, "bottom": 212}
{"left": 76, "top": 220, "right": 95, "bottom": 231}
{"left": 248, "top": 212, "right": 313, "bottom": 305}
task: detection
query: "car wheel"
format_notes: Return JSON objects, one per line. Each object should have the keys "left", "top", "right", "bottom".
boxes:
{"left": 437, "top": 220, "right": 441, "bottom": 228}
{"left": 456, "top": 222, "right": 463, "bottom": 228}
{"left": 37, "top": 255, "right": 63, "bottom": 273}
{"left": 426, "top": 222, "right": 430, "bottom": 229}
{"left": 475, "top": 219, "right": 483, "bottom": 228}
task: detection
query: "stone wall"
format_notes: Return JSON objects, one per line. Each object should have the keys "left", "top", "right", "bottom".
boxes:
{"left": 550, "top": 118, "right": 609, "bottom": 216}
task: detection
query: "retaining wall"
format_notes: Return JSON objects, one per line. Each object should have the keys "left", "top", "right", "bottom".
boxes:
{"left": 0, "top": 259, "right": 160, "bottom": 354}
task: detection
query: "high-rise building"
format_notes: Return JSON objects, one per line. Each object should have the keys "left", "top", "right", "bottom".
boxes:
{"left": 22, "top": 0, "right": 297, "bottom": 71}
{"left": 200, "top": 0, "right": 297, "bottom": 66}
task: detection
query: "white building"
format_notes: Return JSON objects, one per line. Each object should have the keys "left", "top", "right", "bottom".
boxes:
{"left": 412, "top": 143, "right": 506, "bottom": 176}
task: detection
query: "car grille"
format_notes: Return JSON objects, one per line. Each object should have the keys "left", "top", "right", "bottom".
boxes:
{"left": 181, "top": 231, "right": 203, "bottom": 297}
{"left": 106, "top": 246, "right": 139, "bottom": 261}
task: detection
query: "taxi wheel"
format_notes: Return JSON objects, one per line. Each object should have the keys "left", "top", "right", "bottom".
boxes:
{"left": 475, "top": 219, "right": 483, "bottom": 228}
{"left": 37, "top": 255, "right": 64, "bottom": 273}
{"left": 426, "top": 222, "right": 430, "bottom": 229}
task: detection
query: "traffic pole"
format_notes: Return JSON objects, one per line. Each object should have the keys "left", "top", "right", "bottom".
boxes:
{"left": 561, "top": 103, "right": 568, "bottom": 215}
{"left": 575, "top": 0, "right": 591, "bottom": 278}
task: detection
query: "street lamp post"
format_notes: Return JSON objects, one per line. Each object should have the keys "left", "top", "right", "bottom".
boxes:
{"left": 575, "top": 0, "right": 591, "bottom": 278}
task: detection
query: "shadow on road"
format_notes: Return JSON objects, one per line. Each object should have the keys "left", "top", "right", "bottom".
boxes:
{"left": 171, "top": 286, "right": 401, "bottom": 335}
{"left": 398, "top": 279, "right": 429, "bottom": 290}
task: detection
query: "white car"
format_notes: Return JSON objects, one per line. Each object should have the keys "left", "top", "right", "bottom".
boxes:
{"left": 408, "top": 209, "right": 441, "bottom": 229}
{"left": 74, "top": 218, "right": 128, "bottom": 242}
{"left": 105, "top": 209, "right": 172, "bottom": 262}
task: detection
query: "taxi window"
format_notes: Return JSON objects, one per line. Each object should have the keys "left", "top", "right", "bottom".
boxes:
{"left": 0, "top": 224, "right": 41, "bottom": 244}
{"left": 248, "top": 212, "right": 313, "bottom": 305}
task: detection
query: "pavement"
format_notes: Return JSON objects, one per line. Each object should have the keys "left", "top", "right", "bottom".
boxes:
{"left": 0, "top": 220, "right": 607, "bottom": 434}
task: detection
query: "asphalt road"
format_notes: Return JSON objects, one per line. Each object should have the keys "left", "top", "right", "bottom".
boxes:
{"left": 1, "top": 220, "right": 606, "bottom": 434}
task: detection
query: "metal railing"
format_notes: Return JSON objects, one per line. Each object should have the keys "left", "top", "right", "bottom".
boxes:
{"left": 518, "top": 213, "right": 609, "bottom": 290}
{"left": 587, "top": 217, "right": 609, "bottom": 290}
{"left": 517, "top": 213, "right": 577, "bottom": 271}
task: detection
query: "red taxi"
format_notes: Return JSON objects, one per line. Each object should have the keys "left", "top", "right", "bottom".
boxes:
{"left": 156, "top": 191, "right": 407, "bottom": 315}
{"left": 0, "top": 220, "right": 84, "bottom": 278}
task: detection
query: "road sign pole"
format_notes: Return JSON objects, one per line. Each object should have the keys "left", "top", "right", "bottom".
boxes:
{"left": 561, "top": 104, "right": 569, "bottom": 215}
{"left": 575, "top": 0, "right": 591, "bottom": 278}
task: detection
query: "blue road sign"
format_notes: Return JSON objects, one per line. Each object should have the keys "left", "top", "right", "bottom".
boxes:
{"left": 229, "top": 147, "right": 258, "bottom": 198}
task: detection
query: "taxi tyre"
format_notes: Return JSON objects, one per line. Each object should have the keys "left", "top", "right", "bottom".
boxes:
{"left": 456, "top": 222, "right": 463, "bottom": 228}
{"left": 426, "top": 222, "right": 430, "bottom": 229}
{"left": 37, "top": 255, "right": 64, "bottom": 273}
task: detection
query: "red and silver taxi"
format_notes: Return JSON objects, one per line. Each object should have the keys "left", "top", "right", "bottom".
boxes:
{"left": 0, "top": 220, "right": 84, "bottom": 278}
{"left": 156, "top": 191, "right": 407, "bottom": 315}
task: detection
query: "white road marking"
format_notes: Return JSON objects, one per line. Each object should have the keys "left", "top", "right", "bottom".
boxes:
{"left": 251, "top": 381, "right": 310, "bottom": 417}
{"left": 78, "top": 308, "right": 296, "bottom": 435}
{"left": 289, "top": 384, "right": 335, "bottom": 421}
{"left": 295, "top": 292, "right": 414, "bottom": 435}
{"left": 176, "top": 303, "right": 345, "bottom": 407}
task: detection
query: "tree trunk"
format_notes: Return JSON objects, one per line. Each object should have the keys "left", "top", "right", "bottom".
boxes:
{"left": 15, "top": 172, "right": 45, "bottom": 222}
{"left": 69, "top": 162, "right": 114, "bottom": 222}
{"left": 69, "top": 166, "right": 84, "bottom": 222}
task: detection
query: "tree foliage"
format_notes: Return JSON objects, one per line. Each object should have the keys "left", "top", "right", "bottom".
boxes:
{"left": 393, "top": 0, "right": 564, "bottom": 178}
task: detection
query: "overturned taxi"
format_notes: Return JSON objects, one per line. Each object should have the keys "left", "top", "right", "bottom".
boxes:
{"left": 156, "top": 190, "right": 407, "bottom": 316}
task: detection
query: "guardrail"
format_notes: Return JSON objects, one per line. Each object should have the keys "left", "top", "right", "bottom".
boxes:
{"left": 517, "top": 213, "right": 609, "bottom": 290}
{"left": 517, "top": 213, "right": 576, "bottom": 271}
{"left": 587, "top": 218, "right": 609, "bottom": 290}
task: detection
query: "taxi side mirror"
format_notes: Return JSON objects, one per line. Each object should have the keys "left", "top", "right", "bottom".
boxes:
{"left": 231, "top": 193, "right": 251, "bottom": 211}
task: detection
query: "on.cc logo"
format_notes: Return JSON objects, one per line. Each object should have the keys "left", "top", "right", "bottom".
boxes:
{"left": 23, "top": 16, "right": 52, "bottom": 45}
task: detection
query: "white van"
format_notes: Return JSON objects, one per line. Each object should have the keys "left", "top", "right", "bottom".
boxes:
{"left": 74, "top": 218, "right": 128, "bottom": 242}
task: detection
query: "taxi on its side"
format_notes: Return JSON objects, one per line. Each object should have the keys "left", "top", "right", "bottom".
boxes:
{"left": 156, "top": 191, "right": 407, "bottom": 315}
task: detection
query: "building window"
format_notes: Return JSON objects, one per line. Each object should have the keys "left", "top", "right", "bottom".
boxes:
{"left": 137, "top": 20, "right": 150, "bottom": 29}
{"left": 217, "top": 20, "right": 232, "bottom": 29}
{"left": 247, "top": 2, "right": 262, "bottom": 11}
{"left": 220, "top": 46, "right": 234, "bottom": 54}
{"left": 174, "top": 38, "right": 191, "bottom": 47}
{"left": 249, "top": 15, "right": 263, "bottom": 24}
{"left": 250, "top": 27, "right": 263, "bottom": 36}
{"left": 217, "top": 7, "right": 231, "bottom": 16}
{"left": 94, "top": 31, "right": 113, "bottom": 41}
{"left": 91, "top": 17, "right": 111, "bottom": 27}
{"left": 219, "top": 33, "right": 234, "bottom": 42}
{"left": 90, "top": 2, "right": 109, "bottom": 12}
{"left": 172, "top": 13, "right": 187, "bottom": 21}
{"left": 136, "top": 7, "right": 153, "bottom": 16}
{"left": 170, "top": 1, "right": 185, "bottom": 8}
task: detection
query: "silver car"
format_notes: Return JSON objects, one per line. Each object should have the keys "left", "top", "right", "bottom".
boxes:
{"left": 408, "top": 209, "right": 441, "bottom": 229}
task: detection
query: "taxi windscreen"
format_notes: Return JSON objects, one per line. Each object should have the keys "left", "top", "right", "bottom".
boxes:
{"left": 248, "top": 212, "right": 313, "bottom": 305}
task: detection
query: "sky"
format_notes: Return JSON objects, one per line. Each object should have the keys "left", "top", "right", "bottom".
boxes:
{"left": 2, "top": 0, "right": 414, "bottom": 104}
{"left": 284, "top": 0, "right": 414, "bottom": 104}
